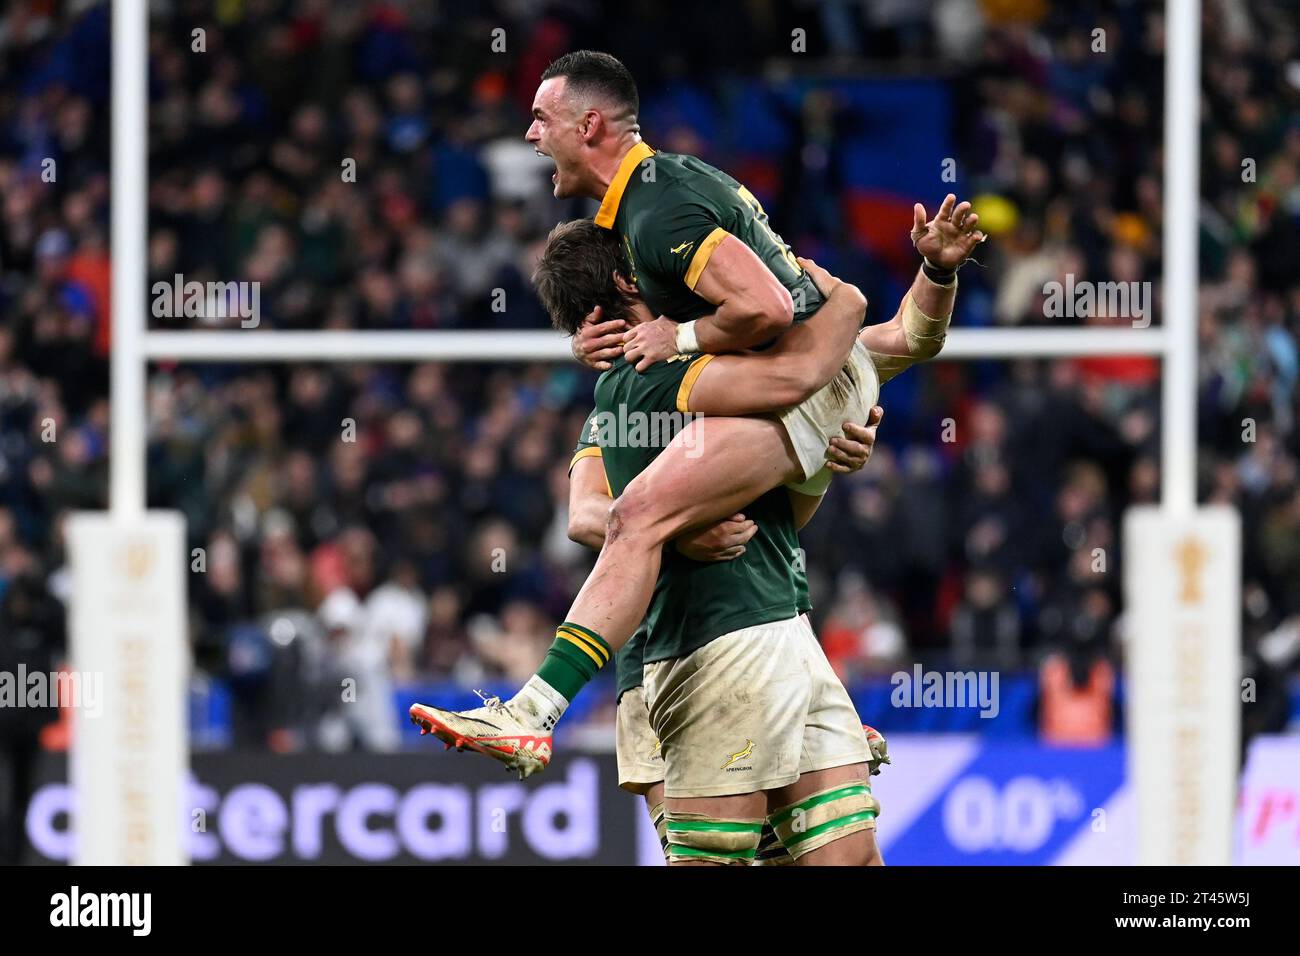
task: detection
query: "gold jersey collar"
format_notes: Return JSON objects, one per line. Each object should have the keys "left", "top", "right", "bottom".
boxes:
{"left": 594, "top": 141, "right": 656, "bottom": 228}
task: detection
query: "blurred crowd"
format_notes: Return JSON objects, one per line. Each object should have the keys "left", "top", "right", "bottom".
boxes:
{"left": 1, "top": 0, "right": 1298, "bottom": 761}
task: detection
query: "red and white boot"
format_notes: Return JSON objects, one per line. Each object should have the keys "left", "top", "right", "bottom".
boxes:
{"left": 410, "top": 691, "right": 553, "bottom": 780}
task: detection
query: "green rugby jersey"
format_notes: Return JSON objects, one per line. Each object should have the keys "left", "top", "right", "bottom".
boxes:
{"left": 594, "top": 142, "right": 824, "bottom": 325}
{"left": 570, "top": 407, "right": 647, "bottom": 700}
{"left": 592, "top": 354, "right": 811, "bottom": 666}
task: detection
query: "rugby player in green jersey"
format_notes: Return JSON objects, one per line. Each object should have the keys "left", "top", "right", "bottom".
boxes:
{"left": 411, "top": 52, "right": 980, "bottom": 863}
{"left": 411, "top": 226, "right": 874, "bottom": 763}
{"left": 568, "top": 406, "right": 884, "bottom": 864}
{"left": 545, "top": 226, "right": 906, "bottom": 865}
{"left": 414, "top": 225, "right": 896, "bottom": 862}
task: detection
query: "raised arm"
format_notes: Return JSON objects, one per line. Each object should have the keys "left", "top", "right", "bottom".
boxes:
{"left": 857, "top": 270, "right": 955, "bottom": 384}
{"left": 860, "top": 194, "right": 985, "bottom": 383}
{"left": 679, "top": 259, "right": 865, "bottom": 416}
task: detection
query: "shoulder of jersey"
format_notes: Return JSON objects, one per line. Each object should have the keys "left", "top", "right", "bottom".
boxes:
{"left": 638, "top": 150, "right": 692, "bottom": 187}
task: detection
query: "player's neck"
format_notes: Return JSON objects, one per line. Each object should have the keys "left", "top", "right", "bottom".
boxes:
{"left": 585, "top": 133, "right": 644, "bottom": 199}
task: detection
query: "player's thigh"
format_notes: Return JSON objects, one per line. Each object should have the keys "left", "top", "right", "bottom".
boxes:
{"left": 662, "top": 791, "right": 768, "bottom": 866}
{"left": 615, "top": 416, "right": 802, "bottom": 538}
{"left": 767, "top": 761, "right": 882, "bottom": 866}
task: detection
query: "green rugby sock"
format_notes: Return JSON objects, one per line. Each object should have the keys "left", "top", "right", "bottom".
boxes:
{"left": 538, "top": 622, "right": 612, "bottom": 700}
{"left": 509, "top": 623, "right": 612, "bottom": 731}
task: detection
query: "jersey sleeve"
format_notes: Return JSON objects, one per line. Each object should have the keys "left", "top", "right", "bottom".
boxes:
{"left": 569, "top": 406, "right": 603, "bottom": 474}
{"left": 631, "top": 355, "right": 714, "bottom": 415}
{"left": 673, "top": 355, "right": 715, "bottom": 412}
{"left": 633, "top": 192, "right": 731, "bottom": 292}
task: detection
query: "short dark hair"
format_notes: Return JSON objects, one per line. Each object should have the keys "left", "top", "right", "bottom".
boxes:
{"left": 533, "top": 219, "right": 634, "bottom": 335}
{"left": 540, "top": 50, "right": 639, "bottom": 120}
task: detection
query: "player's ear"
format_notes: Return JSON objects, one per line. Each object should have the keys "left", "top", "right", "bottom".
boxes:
{"left": 612, "top": 270, "right": 638, "bottom": 297}
{"left": 578, "top": 109, "right": 602, "bottom": 143}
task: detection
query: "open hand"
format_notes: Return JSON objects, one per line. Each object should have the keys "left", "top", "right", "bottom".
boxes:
{"left": 911, "top": 194, "right": 986, "bottom": 273}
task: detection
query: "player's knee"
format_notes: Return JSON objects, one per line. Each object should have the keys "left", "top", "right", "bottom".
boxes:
{"left": 664, "top": 809, "right": 764, "bottom": 866}
{"left": 605, "top": 485, "right": 666, "bottom": 543}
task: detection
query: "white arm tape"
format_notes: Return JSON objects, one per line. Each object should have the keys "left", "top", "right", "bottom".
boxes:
{"left": 900, "top": 292, "right": 951, "bottom": 357}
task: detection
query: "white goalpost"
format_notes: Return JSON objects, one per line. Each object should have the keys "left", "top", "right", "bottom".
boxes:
{"left": 1125, "top": 0, "right": 1240, "bottom": 867}
{"left": 70, "top": 0, "right": 1236, "bottom": 866}
{"left": 68, "top": 0, "right": 186, "bottom": 867}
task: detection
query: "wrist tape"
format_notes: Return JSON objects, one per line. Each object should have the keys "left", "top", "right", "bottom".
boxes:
{"left": 674, "top": 320, "right": 700, "bottom": 354}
